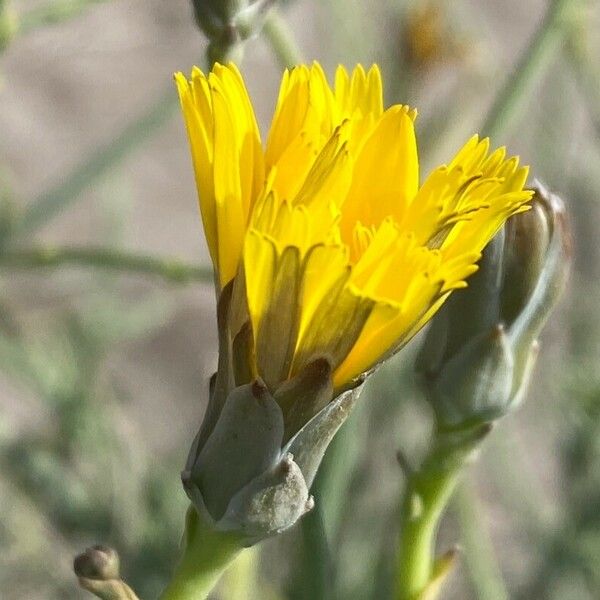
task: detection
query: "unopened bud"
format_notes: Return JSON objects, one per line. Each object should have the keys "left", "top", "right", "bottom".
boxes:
{"left": 417, "top": 181, "right": 570, "bottom": 428}
{"left": 74, "top": 545, "right": 120, "bottom": 581}
{"left": 192, "top": 0, "right": 278, "bottom": 64}
{"left": 73, "top": 545, "right": 139, "bottom": 600}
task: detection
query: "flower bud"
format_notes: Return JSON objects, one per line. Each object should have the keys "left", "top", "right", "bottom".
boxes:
{"left": 74, "top": 545, "right": 120, "bottom": 581}
{"left": 73, "top": 546, "right": 139, "bottom": 600}
{"left": 416, "top": 181, "right": 571, "bottom": 428}
{"left": 192, "top": 0, "right": 277, "bottom": 63}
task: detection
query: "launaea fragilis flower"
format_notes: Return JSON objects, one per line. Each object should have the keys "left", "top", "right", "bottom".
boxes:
{"left": 175, "top": 62, "right": 532, "bottom": 392}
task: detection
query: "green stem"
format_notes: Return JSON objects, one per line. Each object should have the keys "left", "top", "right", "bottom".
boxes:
{"left": 160, "top": 507, "right": 245, "bottom": 600}
{"left": 566, "top": 27, "right": 600, "bottom": 143}
{"left": 297, "top": 499, "right": 332, "bottom": 600}
{"left": 0, "top": 245, "right": 213, "bottom": 284}
{"left": 481, "top": 0, "right": 576, "bottom": 139}
{"left": 19, "top": 0, "right": 111, "bottom": 35}
{"left": 396, "top": 458, "right": 462, "bottom": 599}
{"left": 395, "top": 425, "right": 490, "bottom": 600}
{"left": 454, "top": 480, "right": 509, "bottom": 600}
{"left": 12, "top": 88, "right": 178, "bottom": 238}
{"left": 262, "top": 10, "right": 303, "bottom": 69}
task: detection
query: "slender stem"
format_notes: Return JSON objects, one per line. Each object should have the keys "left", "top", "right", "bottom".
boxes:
{"left": 396, "top": 452, "right": 463, "bottom": 599}
{"left": 481, "top": 0, "right": 576, "bottom": 139}
{"left": 454, "top": 480, "right": 509, "bottom": 600}
{"left": 297, "top": 499, "right": 333, "bottom": 600}
{"left": 19, "top": 0, "right": 111, "bottom": 35}
{"left": 0, "top": 245, "right": 213, "bottom": 284}
{"left": 12, "top": 88, "right": 178, "bottom": 238}
{"left": 395, "top": 425, "right": 490, "bottom": 600}
{"left": 262, "top": 10, "right": 303, "bottom": 69}
{"left": 159, "top": 508, "right": 245, "bottom": 600}
{"left": 566, "top": 28, "right": 600, "bottom": 143}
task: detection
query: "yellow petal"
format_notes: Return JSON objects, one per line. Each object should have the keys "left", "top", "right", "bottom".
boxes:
{"left": 340, "top": 106, "right": 419, "bottom": 247}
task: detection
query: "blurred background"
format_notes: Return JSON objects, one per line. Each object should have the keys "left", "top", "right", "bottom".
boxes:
{"left": 1, "top": 0, "right": 599, "bottom": 598}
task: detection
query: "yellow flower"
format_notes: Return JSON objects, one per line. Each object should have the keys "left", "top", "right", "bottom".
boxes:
{"left": 175, "top": 62, "right": 532, "bottom": 392}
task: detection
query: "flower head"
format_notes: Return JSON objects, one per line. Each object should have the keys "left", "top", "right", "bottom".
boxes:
{"left": 176, "top": 62, "right": 532, "bottom": 393}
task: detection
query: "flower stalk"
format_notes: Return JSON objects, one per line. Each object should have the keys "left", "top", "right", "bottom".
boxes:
{"left": 192, "top": 0, "right": 280, "bottom": 64}
{"left": 164, "top": 59, "right": 534, "bottom": 600}
{"left": 159, "top": 508, "right": 245, "bottom": 600}
{"left": 396, "top": 424, "right": 490, "bottom": 600}
{"left": 396, "top": 183, "right": 570, "bottom": 600}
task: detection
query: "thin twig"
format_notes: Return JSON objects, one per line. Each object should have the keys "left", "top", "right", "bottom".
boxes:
{"left": 454, "top": 480, "right": 509, "bottom": 600}
{"left": 18, "top": 0, "right": 112, "bottom": 35}
{"left": 0, "top": 245, "right": 213, "bottom": 284}
{"left": 12, "top": 88, "right": 178, "bottom": 238}
{"left": 481, "top": 0, "right": 577, "bottom": 139}
{"left": 262, "top": 9, "right": 303, "bottom": 69}
{"left": 565, "top": 28, "right": 600, "bottom": 144}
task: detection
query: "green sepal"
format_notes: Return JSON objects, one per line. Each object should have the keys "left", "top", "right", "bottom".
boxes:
{"left": 507, "top": 182, "right": 571, "bottom": 364}
{"left": 284, "top": 383, "right": 364, "bottom": 488}
{"left": 195, "top": 282, "right": 236, "bottom": 455}
{"left": 220, "top": 452, "right": 313, "bottom": 542}
{"left": 275, "top": 357, "right": 334, "bottom": 444}
{"left": 427, "top": 325, "right": 514, "bottom": 428}
{"left": 190, "top": 381, "right": 284, "bottom": 520}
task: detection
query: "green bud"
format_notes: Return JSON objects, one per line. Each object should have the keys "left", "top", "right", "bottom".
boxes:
{"left": 417, "top": 181, "right": 571, "bottom": 428}
{"left": 192, "top": 0, "right": 278, "bottom": 64}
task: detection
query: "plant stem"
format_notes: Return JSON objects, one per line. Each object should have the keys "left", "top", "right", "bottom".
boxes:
{"left": 481, "top": 0, "right": 576, "bottom": 139}
{"left": 19, "top": 0, "right": 111, "bottom": 35}
{"left": 454, "top": 480, "right": 509, "bottom": 600}
{"left": 566, "top": 27, "right": 600, "bottom": 143}
{"left": 12, "top": 88, "right": 178, "bottom": 238}
{"left": 396, "top": 455, "right": 462, "bottom": 598}
{"left": 395, "top": 425, "right": 489, "bottom": 600}
{"left": 297, "top": 499, "right": 332, "bottom": 600}
{"left": 159, "top": 508, "right": 245, "bottom": 600}
{"left": 262, "top": 10, "right": 303, "bottom": 69}
{"left": 0, "top": 245, "right": 213, "bottom": 284}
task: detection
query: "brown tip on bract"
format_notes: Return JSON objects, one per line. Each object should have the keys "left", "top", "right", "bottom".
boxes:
{"left": 476, "top": 422, "right": 494, "bottom": 440}
{"left": 309, "top": 356, "right": 333, "bottom": 378}
{"left": 278, "top": 452, "right": 294, "bottom": 475}
{"left": 251, "top": 379, "right": 268, "bottom": 401}
{"left": 491, "top": 323, "right": 505, "bottom": 338}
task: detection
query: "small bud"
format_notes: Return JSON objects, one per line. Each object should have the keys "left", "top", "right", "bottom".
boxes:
{"left": 73, "top": 546, "right": 139, "bottom": 600}
{"left": 192, "top": 0, "right": 278, "bottom": 64}
{"left": 73, "top": 545, "right": 120, "bottom": 581}
{"left": 417, "top": 181, "right": 570, "bottom": 428}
